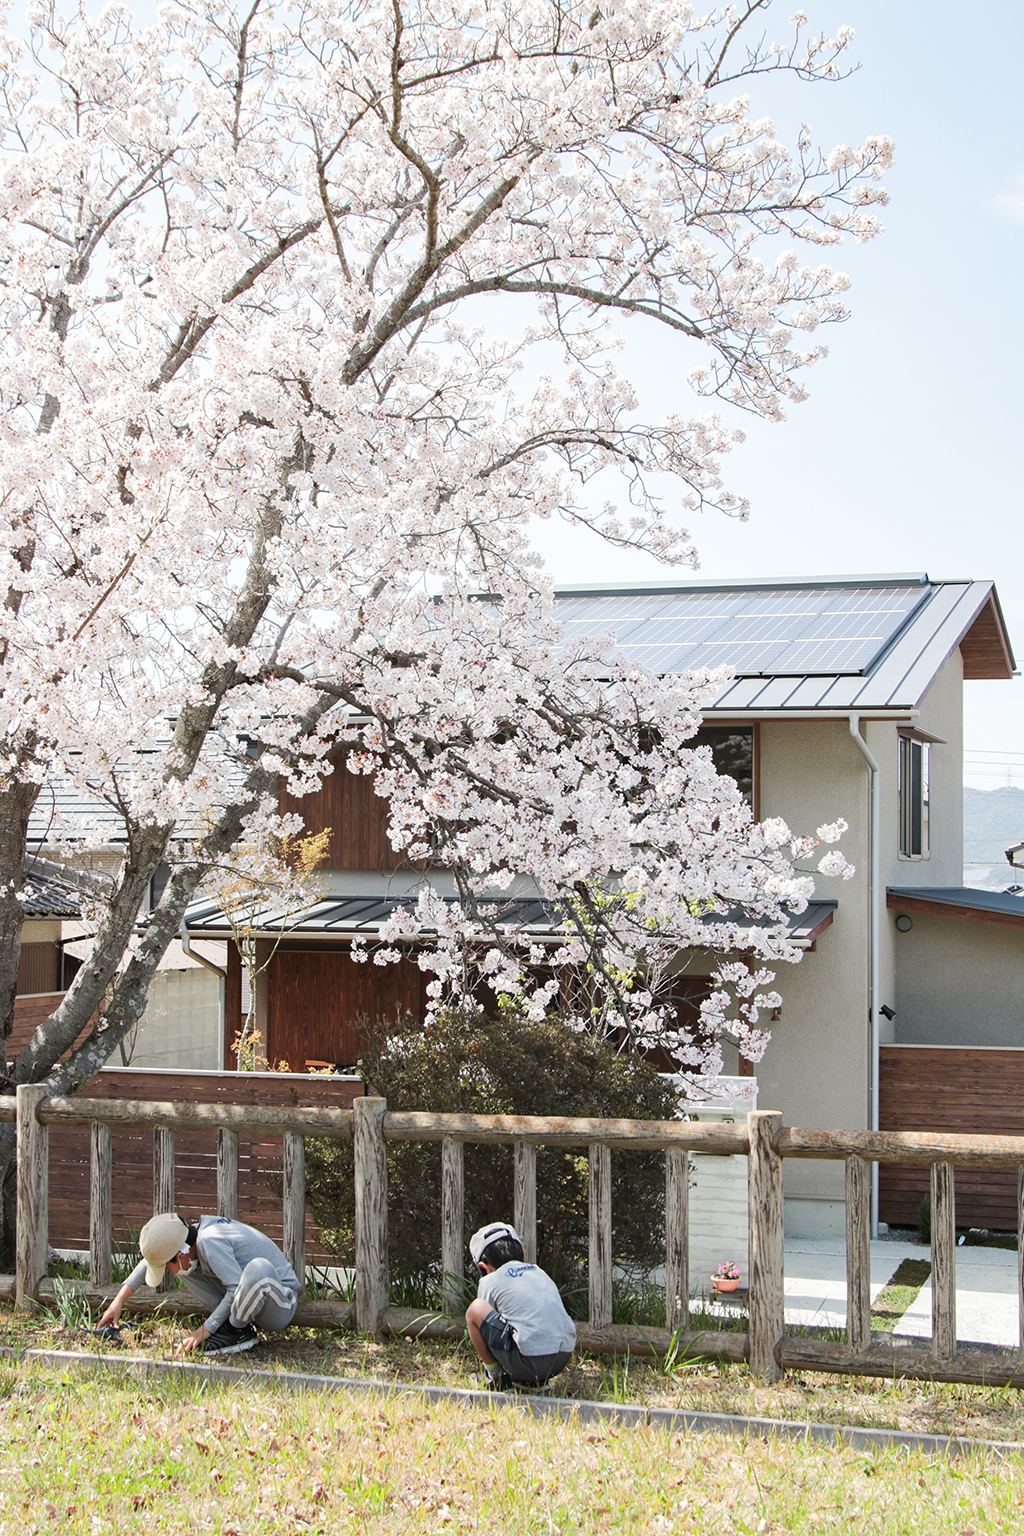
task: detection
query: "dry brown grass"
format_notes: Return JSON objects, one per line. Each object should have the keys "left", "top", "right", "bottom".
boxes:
{"left": 0, "top": 1350, "right": 1023, "bottom": 1534}
{"left": 5, "top": 1305, "right": 1024, "bottom": 1446}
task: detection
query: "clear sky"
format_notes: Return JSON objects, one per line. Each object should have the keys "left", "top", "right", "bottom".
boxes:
{"left": 532, "top": 1, "right": 1024, "bottom": 792}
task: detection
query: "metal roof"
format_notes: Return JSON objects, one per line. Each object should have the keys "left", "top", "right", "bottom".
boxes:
{"left": 887, "top": 886, "right": 1024, "bottom": 927}
{"left": 182, "top": 892, "right": 837, "bottom": 947}
{"left": 553, "top": 575, "right": 1015, "bottom": 715}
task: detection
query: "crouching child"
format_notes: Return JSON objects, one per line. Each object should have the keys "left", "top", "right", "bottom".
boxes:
{"left": 465, "top": 1221, "right": 576, "bottom": 1390}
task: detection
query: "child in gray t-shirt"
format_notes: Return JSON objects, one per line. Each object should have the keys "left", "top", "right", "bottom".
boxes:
{"left": 465, "top": 1221, "right": 576, "bottom": 1390}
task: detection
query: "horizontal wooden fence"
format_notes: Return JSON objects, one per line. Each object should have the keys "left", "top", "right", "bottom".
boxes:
{"left": 5, "top": 1086, "right": 1024, "bottom": 1387}
{"left": 43, "top": 1068, "right": 364, "bottom": 1259}
{"left": 880, "top": 1045, "right": 1024, "bottom": 1230}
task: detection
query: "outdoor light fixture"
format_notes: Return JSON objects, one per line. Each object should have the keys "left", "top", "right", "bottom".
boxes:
{"left": 879, "top": 1004, "right": 896, "bottom": 1021}
{"left": 895, "top": 914, "right": 913, "bottom": 932}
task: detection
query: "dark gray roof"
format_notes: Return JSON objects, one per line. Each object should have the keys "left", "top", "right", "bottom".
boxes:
{"left": 887, "top": 887, "right": 1024, "bottom": 926}
{"left": 553, "top": 574, "right": 1015, "bottom": 715}
{"left": 20, "top": 856, "right": 112, "bottom": 917}
{"left": 182, "top": 892, "right": 837, "bottom": 946}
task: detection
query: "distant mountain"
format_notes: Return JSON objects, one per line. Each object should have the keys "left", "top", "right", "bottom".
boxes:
{"left": 964, "top": 786, "right": 1024, "bottom": 868}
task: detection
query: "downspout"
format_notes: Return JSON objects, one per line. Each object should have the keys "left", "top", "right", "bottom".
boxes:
{"left": 848, "top": 715, "right": 881, "bottom": 1238}
{"left": 180, "top": 920, "right": 227, "bottom": 1072}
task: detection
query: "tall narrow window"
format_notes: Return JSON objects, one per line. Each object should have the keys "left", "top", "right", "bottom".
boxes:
{"left": 898, "top": 735, "right": 930, "bottom": 858}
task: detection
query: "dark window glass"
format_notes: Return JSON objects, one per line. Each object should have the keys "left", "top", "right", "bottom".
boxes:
{"left": 149, "top": 863, "right": 171, "bottom": 911}
{"left": 691, "top": 726, "right": 754, "bottom": 807}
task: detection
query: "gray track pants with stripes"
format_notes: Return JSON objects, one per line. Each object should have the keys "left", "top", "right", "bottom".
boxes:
{"left": 184, "top": 1257, "right": 298, "bottom": 1332}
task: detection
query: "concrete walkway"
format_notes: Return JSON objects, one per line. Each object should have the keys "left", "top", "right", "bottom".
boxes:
{"left": 703, "top": 1238, "right": 1021, "bottom": 1349}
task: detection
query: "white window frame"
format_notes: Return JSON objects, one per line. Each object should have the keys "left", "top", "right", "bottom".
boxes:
{"left": 898, "top": 734, "right": 930, "bottom": 860}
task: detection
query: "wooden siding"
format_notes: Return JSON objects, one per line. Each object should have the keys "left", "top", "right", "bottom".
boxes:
{"left": 266, "top": 946, "right": 427, "bottom": 1071}
{"left": 224, "top": 940, "right": 243, "bottom": 1068}
{"left": 879, "top": 1046, "right": 1024, "bottom": 1230}
{"left": 278, "top": 753, "right": 403, "bottom": 870}
{"left": 6, "top": 991, "right": 94, "bottom": 1064}
{"left": 46, "top": 1068, "right": 364, "bottom": 1257}
{"left": 17, "top": 942, "right": 60, "bottom": 997}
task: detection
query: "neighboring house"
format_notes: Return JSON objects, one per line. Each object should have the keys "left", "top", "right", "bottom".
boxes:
{"left": 9, "top": 846, "right": 227, "bottom": 1074}
{"left": 182, "top": 571, "right": 1017, "bottom": 1237}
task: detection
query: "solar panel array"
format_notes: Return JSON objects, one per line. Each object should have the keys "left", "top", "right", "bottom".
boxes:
{"left": 554, "top": 583, "right": 930, "bottom": 678}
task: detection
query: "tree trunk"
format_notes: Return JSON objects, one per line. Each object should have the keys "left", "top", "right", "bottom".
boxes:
{"left": 0, "top": 781, "right": 41, "bottom": 1056}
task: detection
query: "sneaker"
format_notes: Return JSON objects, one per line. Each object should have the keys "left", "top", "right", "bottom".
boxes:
{"left": 483, "top": 1371, "right": 518, "bottom": 1392}
{"left": 199, "top": 1321, "right": 259, "bottom": 1356}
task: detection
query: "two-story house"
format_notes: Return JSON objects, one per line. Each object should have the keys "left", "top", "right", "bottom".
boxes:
{"left": 179, "top": 572, "right": 1018, "bottom": 1236}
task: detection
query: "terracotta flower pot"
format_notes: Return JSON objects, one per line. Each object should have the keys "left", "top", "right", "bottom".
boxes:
{"left": 713, "top": 1276, "right": 740, "bottom": 1293}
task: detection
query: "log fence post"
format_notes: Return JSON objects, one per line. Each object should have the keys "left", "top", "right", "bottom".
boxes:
{"left": 441, "top": 1136, "right": 464, "bottom": 1313}
{"left": 15, "top": 1083, "right": 49, "bottom": 1313}
{"left": 845, "top": 1154, "right": 871, "bottom": 1353}
{"left": 931, "top": 1160, "right": 956, "bottom": 1362}
{"left": 354, "top": 1096, "right": 389, "bottom": 1333}
{"left": 747, "top": 1110, "right": 784, "bottom": 1381}
{"left": 514, "top": 1140, "right": 537, "bottom": 1265}
{"left": 588, "top": 1142, "right": 612, "bottom": 1329}
{"left": 217, "top": 1128, "right": 239, "bottom": 1220}
{"left": 664, "top": 1148, "right": 690, "bottom": 1335}
{"left": 89, "top": 1121, "right": 112, "bottom": 1287}
{"left": 282, "top": 1131, "right": 306, "bottom": 1297}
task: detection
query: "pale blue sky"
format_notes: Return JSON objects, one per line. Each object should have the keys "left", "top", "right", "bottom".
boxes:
{"left": 533, "top": 1, "right": 1024, "bottom": 791}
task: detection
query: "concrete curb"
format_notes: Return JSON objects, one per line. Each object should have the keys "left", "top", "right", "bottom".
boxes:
{"left": 4, "top": 1345, "right": 1024, "bottom": 1460}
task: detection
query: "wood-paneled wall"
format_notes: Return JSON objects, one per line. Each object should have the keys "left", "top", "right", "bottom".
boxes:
{"left": 46, "top": 1068, "right": 364, "bottom": 1257}
{"left": 266, "top": 946, "right": 427, "bottom": 1071}
{"left": 278, "top": 753, "right": 403, "bottom": 870}
{"left": 6, "top": 990, "right": 93, "bottom": 1064}
{"left": 879, "top": 1045, "right": 1024, "bottom": 1231}
{"left": 16, "top": 942, "right": 61, "bottom": 997}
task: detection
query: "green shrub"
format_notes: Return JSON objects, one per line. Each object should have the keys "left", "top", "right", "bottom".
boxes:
{"left": 304, "top": 1005, "right": 682, "bottom": 1290}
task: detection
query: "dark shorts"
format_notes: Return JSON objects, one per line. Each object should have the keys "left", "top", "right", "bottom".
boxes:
{"left": 479, "top": 1308, "right": 573, "bottom": 1385}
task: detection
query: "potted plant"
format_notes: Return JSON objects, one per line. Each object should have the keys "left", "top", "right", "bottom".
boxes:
{"left": 712, "top": 1261, "right": 741, "bottom": 1294}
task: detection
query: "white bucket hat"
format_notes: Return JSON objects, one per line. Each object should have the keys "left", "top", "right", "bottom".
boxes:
{"left": 139, "top": 1212, "right": 189, "bottom": 1288}
{"left": 469, "top": 1221, "right": 521, "bottom": 1266}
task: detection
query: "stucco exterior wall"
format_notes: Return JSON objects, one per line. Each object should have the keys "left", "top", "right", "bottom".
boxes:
{"left": 755, "top": 719, "right": 870, "bottom": 1231}
{"left": 127, "top": 968, "right": 222, "bottom": 1070}
{"left": 892, "top": 911, "right": 1024, "bottom": 1047}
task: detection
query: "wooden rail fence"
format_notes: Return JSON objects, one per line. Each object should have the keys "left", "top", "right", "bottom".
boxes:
{"left": 5, "top": 1086, "right": 1024, "bottom": 1387}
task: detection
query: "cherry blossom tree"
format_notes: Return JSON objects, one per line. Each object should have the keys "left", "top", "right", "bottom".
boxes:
{"left": 0, "top": 0, "right": 887, "bottom": 1170}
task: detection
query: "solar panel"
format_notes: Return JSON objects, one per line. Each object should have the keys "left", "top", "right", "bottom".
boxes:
{"left": 555, "top": 584, "right": 928, "bottom": 678}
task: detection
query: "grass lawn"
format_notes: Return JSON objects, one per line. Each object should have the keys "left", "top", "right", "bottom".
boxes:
{"left": 1, "top": 1348, "right": 1023, "bottom": 1535}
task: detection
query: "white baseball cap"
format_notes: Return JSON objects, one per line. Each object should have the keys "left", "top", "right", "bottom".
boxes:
{"left": 139, "top": 1212, "right": 188, "bottom": 1288}
{"left": 469, "top": 1221, "right": 521, "bottom": 1266}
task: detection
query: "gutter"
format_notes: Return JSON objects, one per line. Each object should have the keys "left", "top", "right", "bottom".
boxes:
{"left": 179, "top": 920, "right": 228, "bottom": 1072}
{"left": 848, "top": 715, "right": 881, "bottom": 1238}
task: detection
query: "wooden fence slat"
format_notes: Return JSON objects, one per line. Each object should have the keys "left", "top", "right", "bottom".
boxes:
{"left": 441, "top": 1136, "right": 464, "bottom": 1314}
{"left": 282, "top": 1131, "right": 306, "bottom": 1297}
{"left": 514, "top": 1141, "right": 537, "bottom": 1265}
{"left": 89, "top": 1122, "right": 112, "bottom": 1287}
{"left": 15, "top": 1084, "right": 49, "bottom": 1313}
{"left": 217, "top": 1128, "right": 239, "bottom": 1220}
{"left": 748, "top": 1111, "right": 784, "bottom": 1381}
{"left": 665, "top": 1148, "right": 689, "bottom": 1335}
{"left": 1019, "top": 1166, "right": 1024, "bottom": 1353}
{"left": 588, "top": 1143, "right": 612, "bottom": 1329}
{"left": 845, "top": 1154, "right": 871, "bottom": 1354}
{"left": 153, "top": 1125, "right": 175, "bottom": 1292}
{"left": 354, "top": 1096, "right": 389, "bottom": 1332}
{"left": 931, "top": 1160, "right": 957, "bottom": 1362}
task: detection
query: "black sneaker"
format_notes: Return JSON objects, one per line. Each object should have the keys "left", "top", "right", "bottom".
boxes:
{"left": 200, "top": 1321, "right": 258, "bottom": 1356}
{"left": 483, "top": 1371, "right": 518, "bottom": 1392}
